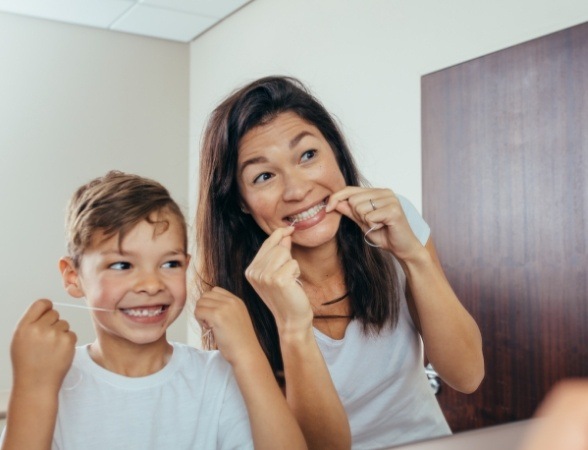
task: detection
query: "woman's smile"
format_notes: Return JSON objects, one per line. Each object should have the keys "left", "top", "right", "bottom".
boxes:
{"left": 284, "top": 199, "right": 327, "bottom": 225}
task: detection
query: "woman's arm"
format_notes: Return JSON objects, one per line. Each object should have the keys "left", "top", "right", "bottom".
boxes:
{"left": 327, "top": 187, "right": 484, "bottom": 394}
{"left": 403, "top": 237, "right": 484, "bottom": 393}
{"left": 195, "top": 287, "right": 308, "bottom": 450}
{"left": 244, "top": 227, "right": 351, "bottom": 450}
{"left": 2, "top": 300, "right": 76, "bottom": 450}
{"left": 279, "top": 323, "right": 351, "bottom": 450}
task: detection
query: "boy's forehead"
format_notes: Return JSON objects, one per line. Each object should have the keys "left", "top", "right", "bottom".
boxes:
{"left": 87, "top": 214, "right": 185, "bottom": 252}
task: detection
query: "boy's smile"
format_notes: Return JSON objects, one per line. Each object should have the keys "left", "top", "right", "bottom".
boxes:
{"left": 119, "top": 304, "right": 170, "bottom": 320}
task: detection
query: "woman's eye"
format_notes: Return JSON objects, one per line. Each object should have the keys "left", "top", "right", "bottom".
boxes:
{"left": 253, "top": 172, "right": 273, "bottom": 184}
{"left": 162, "top": 260, "right": 183, "bottom": 269}
{"left": 109, "top": 262, "right": 131, "bottom": 270}
{"left": 301, "top": 149, "right": 317, "bottom": 162}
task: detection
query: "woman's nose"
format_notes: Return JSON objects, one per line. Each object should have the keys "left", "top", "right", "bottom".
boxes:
{"left": 282, "top": 170, "right": 311, "bottom": 202}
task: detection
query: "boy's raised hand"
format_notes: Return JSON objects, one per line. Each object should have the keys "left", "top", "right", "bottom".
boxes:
{"left": 11, "top": 299, "right": 77, "bottom": 391}
{"left": 195, "top": 287, "right": 263, "bottom": 368}
{"left": 2, "top": 300, "right": 77, "bottom": 450}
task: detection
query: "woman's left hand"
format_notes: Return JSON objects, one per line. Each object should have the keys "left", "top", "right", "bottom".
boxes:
{"left": 328, "top": 187, "right": 485, "bottom": 393}
{"left": 326, "top": 186, "right": 422, "bottom": 259}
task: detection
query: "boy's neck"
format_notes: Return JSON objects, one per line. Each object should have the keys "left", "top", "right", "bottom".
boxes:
{"left": 88, "top": 336, "right": 173, "bottom": 377}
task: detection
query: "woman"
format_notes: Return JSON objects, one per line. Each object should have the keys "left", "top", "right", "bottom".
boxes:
{"left": 195, "top": 76, "right": 484, "bottom": 449}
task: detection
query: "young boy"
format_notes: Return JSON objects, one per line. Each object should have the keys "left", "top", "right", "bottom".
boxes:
{"left": 1, "top": 171, "right": 306, "bottom": 450}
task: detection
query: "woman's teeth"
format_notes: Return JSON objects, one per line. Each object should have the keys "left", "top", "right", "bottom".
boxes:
{"left": 288, "top": 201, "right": 326, "bottom": 222}
{"left": 121, "top": 306, "right": 166, "bottom": 317}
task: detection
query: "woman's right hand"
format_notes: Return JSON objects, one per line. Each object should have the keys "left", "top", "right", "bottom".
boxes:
{"left": 244, "top": 226, "right": 313, "bottom": 337}
{"left": 11, "top": 299, "right": 77, "bottom": 392}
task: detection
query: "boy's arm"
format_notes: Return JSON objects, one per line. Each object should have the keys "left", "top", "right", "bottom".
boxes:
{"left": 1, "top": 300, "right": 76, "bottom": 450}
{"left": 196, "top": 287, "right": 307, "bottom": 450}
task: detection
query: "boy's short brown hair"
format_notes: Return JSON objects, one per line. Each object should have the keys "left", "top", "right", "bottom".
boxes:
{"left": 65, "top": 170, "right": 187, "bottom": 267}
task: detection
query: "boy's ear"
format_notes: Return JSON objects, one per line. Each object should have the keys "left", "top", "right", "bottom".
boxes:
{"left": 58, "top": 257, "right": 85, "bottom": 298}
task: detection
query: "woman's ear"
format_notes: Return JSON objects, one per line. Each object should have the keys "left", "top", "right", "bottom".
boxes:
{"left": 58, "top": 257, "right": 85, "bottom": 298}
{"left": 239, "top": 201, "right": 250, "bottom": 214}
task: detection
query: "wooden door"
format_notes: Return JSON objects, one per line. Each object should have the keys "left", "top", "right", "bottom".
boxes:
{"left": 421, "top": 22, "right": 588, "bottom": 432}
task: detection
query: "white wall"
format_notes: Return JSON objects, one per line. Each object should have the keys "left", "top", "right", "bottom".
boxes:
{"left": 0, "top": 12, "right": 189, "bottom": 395}
{"left": 189, "top": 0, "right": 588, "bottom": 212}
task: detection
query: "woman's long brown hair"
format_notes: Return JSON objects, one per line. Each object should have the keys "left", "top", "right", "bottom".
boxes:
{"left": 195, "top": 76, "right": 399, "bottom": 379}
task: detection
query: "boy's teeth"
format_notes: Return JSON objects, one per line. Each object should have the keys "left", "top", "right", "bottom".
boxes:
{"left": 121, "top": 306, "right": 165, "bottom": 317}
{"left": 289, "top": 202, "right": 326, "bottom": 222}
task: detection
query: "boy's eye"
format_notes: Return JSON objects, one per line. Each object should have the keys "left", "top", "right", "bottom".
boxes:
{"left": 109, "top": 262, "right": 131, "bottom": 270}
{"left": 162, "top": 260, "right": 183, "bottom": 269}
{"left": 301, "top": 149, "right": 317, "bottom": 162}
{"left": 253, "top": 172, "right": 273, "bottom": 184}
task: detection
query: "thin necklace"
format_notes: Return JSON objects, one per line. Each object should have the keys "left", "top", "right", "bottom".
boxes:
{"left": 321, "top": 292, "right": 349, "bottom": 305}
{"left": 314, "top": 292, "right": 353, "bottom": 319}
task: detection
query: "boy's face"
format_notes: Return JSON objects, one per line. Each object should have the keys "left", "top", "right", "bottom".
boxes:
{"left": 62, "top": 213, "right": 188, "bottom": 348}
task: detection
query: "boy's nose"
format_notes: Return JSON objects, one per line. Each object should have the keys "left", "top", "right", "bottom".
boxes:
{"left": 135, "top": 271, "right": 164, "bottom": 294}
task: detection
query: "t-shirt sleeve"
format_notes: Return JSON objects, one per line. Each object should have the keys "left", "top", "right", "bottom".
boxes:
{"left": 217, "top": 373, "right": 254, "bottom": 450}
{"left": 397, "top": 194, "right": 431, "bottom": 246}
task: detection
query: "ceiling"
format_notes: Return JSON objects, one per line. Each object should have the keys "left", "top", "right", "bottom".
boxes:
{"left": 0, "top": 0, "right": 253, "bottom": 43}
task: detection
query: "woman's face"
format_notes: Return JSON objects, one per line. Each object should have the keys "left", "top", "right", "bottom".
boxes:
{"left": 237, "top": 112, "right": 347, "bottom": 249}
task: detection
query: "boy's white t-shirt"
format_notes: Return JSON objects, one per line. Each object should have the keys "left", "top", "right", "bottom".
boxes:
{"left": 2, "top": 342, "right": 254, "bottom": 450}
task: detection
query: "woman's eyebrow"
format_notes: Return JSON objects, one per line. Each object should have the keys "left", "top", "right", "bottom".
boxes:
{"left": 239, "top": 155, "right": 268, "bottom": 177}
{"left": 289, "top": 131, "right": 314, "bottom": 149}
{"left": 239, "top": 131, "right": 316, "bottom": 176}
